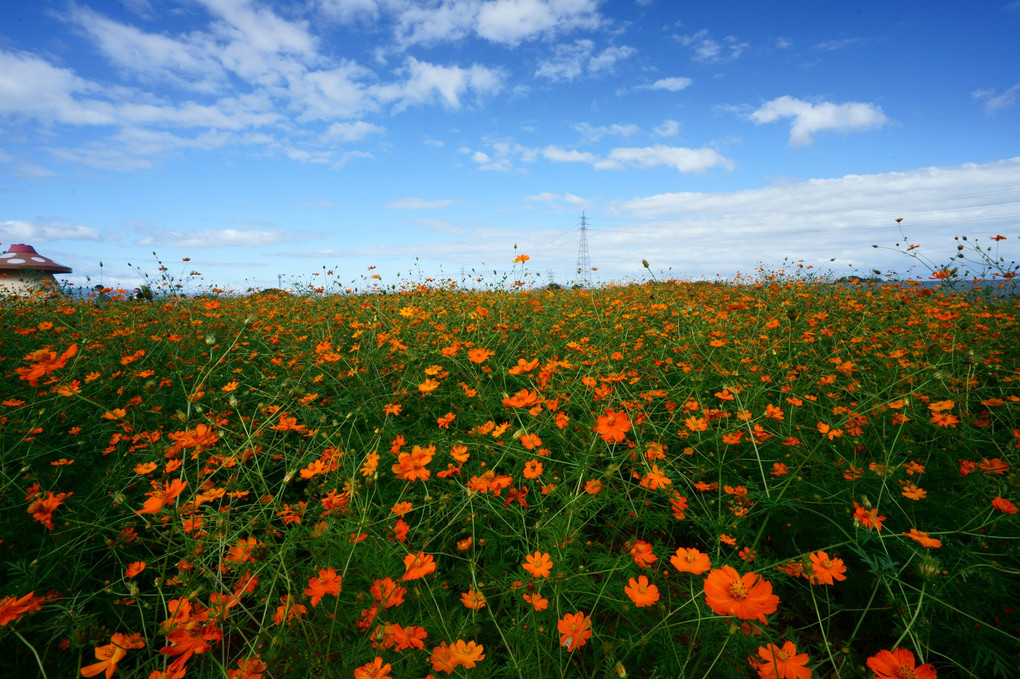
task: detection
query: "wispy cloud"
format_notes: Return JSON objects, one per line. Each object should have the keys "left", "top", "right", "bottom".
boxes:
{"left": 0, "top": 219, "right": 101, "bottom": 241}
{"left": 386, "top": 197, "right": 459, "bottom": 209}
{"left": 750, "top": 96, "right": 889, "bottom": 146}
{"left": 572, "top": 122, "right": 640, "bottom": 142}
{"left": 675, "top": 29, "right": 748, "bottom": 64}
{"left": 535, "top": 39, "right": 635, "bottom": 82}
{"left": 812, "top": 37, "right": 863, "bottom": 52}
{"left": 641, "top": 76, "right": 693, "bottom": 92}
{"left": 136, "top": 226, "right": 302, "bottom": 248}
{"left": 973, "top": 83, "right": 1020, "bottom": 115}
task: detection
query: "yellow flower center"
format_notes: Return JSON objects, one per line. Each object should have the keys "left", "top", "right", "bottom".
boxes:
{"left": 729, "top": 581, "right": 748, "bottom": 600}
{"left": 685, "top": 553, "right": 697, "bottom": 563}
{"left": 897, "top": 668, "right": 917, "bottom": 679}
{"left": 775, "top": 649, "right": 789, "bottom": 662}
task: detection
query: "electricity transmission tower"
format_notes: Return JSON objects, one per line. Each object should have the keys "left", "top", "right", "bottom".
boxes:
{"left": 576, "top": 212, "right": 591, "bottom": 287}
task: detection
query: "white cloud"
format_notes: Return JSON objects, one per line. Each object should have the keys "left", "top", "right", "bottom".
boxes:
{"left": 595, "top": 145, "right": 734, "bottom": 173}
{"left": 590, "top": 158, "right": 1020, "bottom": 280}
{"left": 475, "top": 0, "right": 602, "bottom": 46}
{"left": 374, "top": 57, "right": 503, "bottom": 110}
{"left": 0, "top": 219, "right": 101, "bottom": 241}
{"left": 813, "top": 37, "right": 863, "bottom": 52}
{"left": 325, "top": 120, "right": 385, "bottom": 141}
{"left": 542, "top": 145, "right": 600, "bottom": 163}
{"left": 525, "top": 191, "right": 586, "bottom": 204}
{"left": 137, "top": 226, "right": 298, "bottom": 247}
{"left": 676, "top": 29, "right": 748, "bottom": 63}
{"left": 750, "top": 96, "right": 889, "bottom": 146}
{"left": 0, "top": 152, "right": 56, "bottom": 179}
{"left": 973, "top": 83, "right": 1020, "bottom": 115}
{"left": 643, "top": 77, "right": 692, "bottom": 92}
{"left": 0, "top": 50, "right": 116, "bottom": 125}
{"left": 69, "top": 6, "right": 226, "bottom": 92}
{"left": 572, "top": 122, "right": 640, "bottom": 141}
{"left": 535, "top": 39, "right": 634, "bottom": 81}
{"left": 588, "top": 45, "right": 636, "bottom": 73}
{"left": 653, "top": 119, "right": 679, "bottom": 137}
{"left": 393, "top": 0, "right": 478, "bottom": 47}
{"left": 386, "top": 197, "right": 458, "bottom": 209}
{"left": 318, "top": 0, "right": 381, "bottom": 23}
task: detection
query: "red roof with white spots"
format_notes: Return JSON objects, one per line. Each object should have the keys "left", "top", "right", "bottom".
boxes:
{"left": 0, "top": 244, "right": 72, "bottom": 273}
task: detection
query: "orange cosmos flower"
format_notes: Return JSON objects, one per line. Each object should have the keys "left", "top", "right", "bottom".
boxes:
{"left": 703, "top": 566, "right": 780, "bottom": 623}
{"left": 629, "top": 540, "right": 657, "bottom": 568}
{"left": 991, "top": 497, "right": 1017, "bottom": 514}
{"left": 80, "top": 632, "right": 145, "bottom": 678}
{"left": 503, "top": 389, "right": 539, "bottom": 408}
{"left": 671, "top": 547, "right": 712, "bottom": 575}
{"left": 523, "top": 551, "right": 553, "bottom": 578}
{"left": 557, "top": 612, "right": 592, "bottom": 651}
{"left": 370, "top": 577, "right": 406, "bottom": 608}
{"left": 754, "top": 640, "right": 812, "bottom": 679}
{"left": 28, "top": 490, "right": 72, "bottom": 529}
{"left": 852, "top": 502, "right": 885, "bottom": 531}
{"left": 817, "top": 422, "right": 843, "bottom": 440}
{"left": 523, "top": 459, "right": 543, "bottom": 479}
{"left": 460, "top": 588, "right": 486, "bottom": 610}
{"left": 640, "top": 465, "right": 672, "bottom": 490}
{"left": 353, "top": 657, "right": 392, "bottom": 679}
{"left": 584, "top": 479, "right": 603, "bottom": 494}
{"left": 135, "top": 479, "right": 187, "bottom": 515}
{"left": 596, "top": 408, "right": 632, "bottom": 443}
{"left": 134, "top": 462, "right": 158, "bottom": 475}
{"left": 903, "top": 529, "right": 943, "bottom": 548}
{"left": 272, "top": 595, "right": 306, "bottom": 626}
{"left": 304, "top": 567, "right": 342, "bottom": 606}
{"left": 222, "top": 538, "right": 261, "bottom": 567}
{"left": 624, "top": 575, "right": 660, "bottom": 607}
{"left": 979, "top": 457, "right": 1009, "bottom": 475}
{"left": 418, "top": 378, "right": 441, "bottom": 394}
{"left": 808, "top": 551, "right": 846, "bottom": 585}
{"left": 402, "top": 552, "right": 436, "bottom": 581}
{"left": 16, "top": 343, "right": 78, "bottom": 386}
{"left": 0, "top": 591, "right": 43, "bottom": 626}
{"left": 467, "top": 348, "right": 493, "bottom": 363}
{"left": 125, "top": 562, "right": 146, "bottom": 579}
{"left": 391, "top": 445, "right": 434, "bottom": 482}
{"left": 226, "top": 657, "right": 267, "bottom": 679}
{"left": 519, "top": 433, "right": 542, "bottom": 450}
{"left": 523, "top": 592, "right": 548, "bottom": 611}
{"left": 168, "top": 424, "right": 219, "bottom": 452}
{"left": 866, "top": 648, "right": 937, "bottom": 679}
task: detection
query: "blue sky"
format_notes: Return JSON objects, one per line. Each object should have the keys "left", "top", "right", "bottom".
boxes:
{"left": 2, "top": 0, "right": 1019, "bottom": 291}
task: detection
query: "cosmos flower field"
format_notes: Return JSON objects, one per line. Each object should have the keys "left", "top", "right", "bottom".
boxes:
{"left": 1, "top": 261, "right": 1018, "bottom": 678}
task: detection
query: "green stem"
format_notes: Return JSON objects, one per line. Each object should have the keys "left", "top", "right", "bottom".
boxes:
{"left": 12, "top": 629, "right": 49, "bottom": 679}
